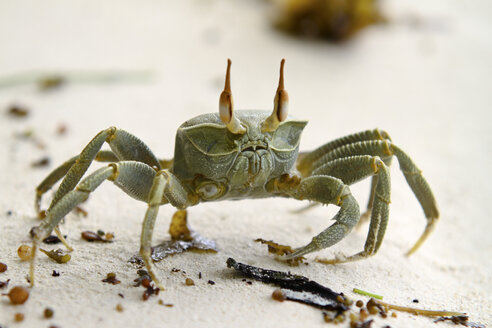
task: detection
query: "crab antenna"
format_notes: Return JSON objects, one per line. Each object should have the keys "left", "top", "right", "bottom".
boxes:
{"left": 262, "top": 59, "right": 289, "bottom": 132}
{"left": 219, "top": 59, "right": 245, "bottom": 134}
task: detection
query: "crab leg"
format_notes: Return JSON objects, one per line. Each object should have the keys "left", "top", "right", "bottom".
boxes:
{"left": 269, "top": 175, "right": 360, "bottom": 259}
{"left": 30, "top": 161, "right": 164, "bottom": 285}
{"left": 296, "top": 129, "right": 392, "bottom": 218}
{"left": 35, "top": 150, "right": 119, "bottom": 214}
{"left": 296, "top": 128, "right": 392, "bottom": 176}
{"left": 310, "top": 139, "right": 439, "bottom": 255}
{"left": 309, "top": 155, "right": 391, "bottom": 263}
{"left": 41, "top": 128, "right": 161, "bottom": 217}
{"left": 140, "top": 170, "right": 190, "bottom": 290}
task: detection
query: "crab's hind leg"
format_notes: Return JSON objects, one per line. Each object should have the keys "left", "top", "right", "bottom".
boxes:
{"left": 30, "top": 161, "right": 159, "bottom": 285}
{"left": 312, "top": 139, "right": 439, "bottom": 256}
{"left": 309, "top": 155, "right": 391, "bottom": 263}
{"left": 42, "top": 127, "right": 161, "bottom": 215}
{"left": 391, "top": 145, "right": 439, "bottom": 255}
{"left": 35, "top": 150, "right": 119, "bottom": 215}
{"left": 139, "top": 170, "right": 190, "bottom": 290}
{"left": 296, "top": 129, "right": 392, "bottom": 220}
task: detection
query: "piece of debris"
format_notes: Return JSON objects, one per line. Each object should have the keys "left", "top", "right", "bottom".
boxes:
{"left": 81, "top": 230, "right": 113, "bottom": 242}
{"left": 353, "top": 288, "right": 383, "bottom": 300}
{"left": 254, "top": 238, "right": 306, "bottom": 266}
{"left": 38, "top": 75, "right": 65, "bottom": 90}
{"left": 0, "top": 279, "right": 10, "bottom": 289}
{"left": 129, "top": 210, "right": 217, "bottom": 264}
{"left": 413, "top": 299, "right": 419, "bottom": 303}
{"left": 102, "top": 272, "right": 121, "bottom": 285}
{"left": 31, "top": 157, "right": 50, "bottom": 168}
{"left": 434, "top": 315, "right": 485, "bottom": 328}
{"left": 133, "top": 270, "right": 152, "bottom": 287}
{"left": 56, "top": 123, "right": 68, "bottom": 136}
{"left": 52, "top": 270, "right": 60, "bottom": 277}
{"left": 17, "top": 245, "right": 33, "bottom": 261}
{"left": 371, "top": 298, "right": 466, "bottom": 318}
{"left": 0, "top": 262, "right": 7, "bottom": 273}
{"left": 42, "top": 235, "right": 63, "bottom": 245}
{"left": 75, "top": 206, "right": 88, "bottom": 217}
{"left": 14, "top": 313, "right": 25, "bottom": 322}
{"left": 43, "top": 307, "right": 54, "bottom": 318}
{"left": 272, "top": 289, "right": 286, "bottom": 302}
{"left": 39, "top": 248, "right": 71, "bottom": 263}
{"left": 6, "top": 286, "right": 29, "bottom": 305}
{"left": 7, "top": 105, "right": 29, "bottom": 118}
{"left": 273, "top": 0, "right": 385, "bottom": 42}
{"left": 142, "top": 284, "right": 160, "bottom": 301}
{"left": 226, "top": 258, "right": 348, "bottom": 313}
{"left": 208, "top": 280, "right": 215, "bottom": 285}
{"left": 185, "top": 278, "right": 195, "bottom": 286}
{"left": 116, "top": 303, "right": 124, "bottom": 312}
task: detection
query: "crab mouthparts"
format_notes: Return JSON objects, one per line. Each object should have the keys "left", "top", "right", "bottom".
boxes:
{"left": 242, "top": 145, "right": 267, "bottom": 152}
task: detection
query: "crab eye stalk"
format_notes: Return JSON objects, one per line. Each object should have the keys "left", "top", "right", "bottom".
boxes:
{"left": 262, "top": 58, "right": 289, "bottom": 132}
{"left": 219, "top": 59, "right": 246, "bottom": 134}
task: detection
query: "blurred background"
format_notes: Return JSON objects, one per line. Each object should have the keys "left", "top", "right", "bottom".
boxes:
{"left": 0, "top": 0, "right": 491, "bottom": 327}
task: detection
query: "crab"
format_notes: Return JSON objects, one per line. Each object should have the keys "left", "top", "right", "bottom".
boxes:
{"left": 29, "top": 59, "right": 439, "bottom": 289}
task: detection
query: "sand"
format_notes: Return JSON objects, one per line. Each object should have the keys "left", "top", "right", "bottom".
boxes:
{"left": 0, "top": 1, "right": 491, "bottom": 327}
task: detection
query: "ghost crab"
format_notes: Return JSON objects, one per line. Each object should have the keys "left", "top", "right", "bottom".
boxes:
{"left": 29, "top": 59, "right": 439, "bottom": 289}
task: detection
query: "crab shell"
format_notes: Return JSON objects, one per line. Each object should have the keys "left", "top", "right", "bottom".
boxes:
{"left": 173, "top": 110, "right": 307, "bottom": 199}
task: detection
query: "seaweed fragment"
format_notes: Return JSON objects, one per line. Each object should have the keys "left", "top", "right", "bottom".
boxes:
{"left": 254, "top": 238, "right": 306, "bottom": 266}
{"left": 129, "top": 210, "right": 217, "bottom": 264}
{"left": 226, "top": 258, "right": 347, "bottom": 312}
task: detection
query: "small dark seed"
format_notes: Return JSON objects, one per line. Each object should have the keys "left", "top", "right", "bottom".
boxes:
{"left": 52, "top": 270, "right": 60, "bottom": 277}
{"left": 356, "top": 300, "right": 364, "bottom": 308}
{"left": 272, "top": 289, "right": 286, "bottom": 302}
{"left": 31, "top": 157, "right": 50, "bottom": 168}
{"left": 97, "top": 229, "right": 105, "bottom": 236}
{"left": 44, "top": 307, "right": 54, "bottom": 318}
{"left": 412, "top": 299, "right": 419, "bottom": 303}
{"left": 198, "top": 272, "right": 202, "bottom": 279}
{"left": 207, "top": 280, "right": 215, "bottom": 285}
{"left": 118, "top": 293, "right": 124, "bottom": 298}
{"left": 43, "top": 235, "right": 62, "bottom": 244}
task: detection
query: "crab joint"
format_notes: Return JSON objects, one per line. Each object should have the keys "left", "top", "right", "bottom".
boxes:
{"left": 219, "top": 59, "right": 246, "bottom": 134}
{"left": 262, "top": 59, "right": 289, "bottom": 132}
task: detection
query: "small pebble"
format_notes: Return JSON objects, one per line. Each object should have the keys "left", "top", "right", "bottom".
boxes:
{"left": 356, "top": 300, "right": 364, "bottom": 308}
{"left": 116, "top": 304, "right": 123, "bottom": 312}
{"left": 185, "top": 278, "right": 195, "bottom": 286}
{"left": 0, "top": 262, "right": 7, "bottom": 273}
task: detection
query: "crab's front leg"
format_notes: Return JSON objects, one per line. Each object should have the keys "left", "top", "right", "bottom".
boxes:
{"left": 139, "top": 170, "right": 192, "bottom": 290}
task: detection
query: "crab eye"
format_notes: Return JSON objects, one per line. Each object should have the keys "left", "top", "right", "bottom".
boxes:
{"left": 197, "top": 183, "right": 222, "bottom": 200}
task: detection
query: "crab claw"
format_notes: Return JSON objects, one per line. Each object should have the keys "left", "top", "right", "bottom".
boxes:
{"left": 219, "top": 59, "right": 246, "bottom": 134}
{"left": 262, "top": 59, "right": 289, "bottom": 132}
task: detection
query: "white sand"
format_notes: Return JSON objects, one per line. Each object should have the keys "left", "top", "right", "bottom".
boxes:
{"left": 0, "top": 1, "right": 491, "bottom": 327}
